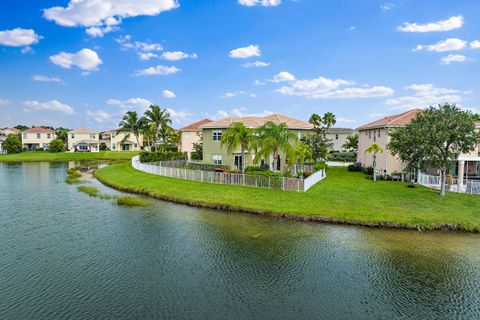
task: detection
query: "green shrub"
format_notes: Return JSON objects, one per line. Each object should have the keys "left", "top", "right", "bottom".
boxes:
{"left": 2, "top": 133, "right": 22, "bottom": 154}
{"left": 362, "top": 166, "right": 374, "bottom": 175}
{"left": 117, "top": 197, "right": 149, "bottom": 206}
{"left": 99, "top": 142, "right": 108, "bottom": 151}
{"left": 186, "top": 162, "right": 229, "bottom": 171}
{"left": 139, "top": 151, "right": 187, "bottom": 163}
{"left": 313, "top": 162, "right": 328, "bottom": 172}
{"left": 245, "top": 165, "right": 269, "bottom": 173}
{"left": 328, "top": 151, "right": 356, "bottom": 162}
{"left": 48, "top": 139, "right": 66, "bottom": 153}
{"left": 36, "top": 148, "right": 44, "bottom": 152}
{"left": 347, "top": 163, "right": 363, "bottom": 172}
{"left": 303, "top": 171, "right": 313, "bottom": 178}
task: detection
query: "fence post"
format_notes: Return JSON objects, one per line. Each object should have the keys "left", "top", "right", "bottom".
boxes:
{"left": 282, "top": 177, "right": 285, "bottom": 190}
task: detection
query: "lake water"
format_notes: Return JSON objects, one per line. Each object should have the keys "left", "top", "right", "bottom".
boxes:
{"left": 1, "top": 162, "right": 480, "bottom": 319}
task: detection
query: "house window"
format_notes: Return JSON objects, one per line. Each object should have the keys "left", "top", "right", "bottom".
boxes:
{"left": 23, "top": 133, "right": 27, "bottom": 139}
{"left": 47, "top": 133, "right": 51, "bottom": 139}
{"left": 112, "top": 133, "right": 116, "bottom": 138}
{"left": 90, "top": 134, "right": 96, "bottom": 139}
{"left": 378, "top": 131, "right": 381, "bottom": 138}
{"left": 335, "top": 134, "right": 339, "bottom": 140}
{"left": 43, "top": 143, "right": 49, "bottom": 149}
{"left": 112, "top": 143, "right": 116, "bottom": 150}
{"left": 368, "top": 131, "right": 371, "bottom": 139}
{"left": 134, "top": 143, "right": 138, "bottom": 148}
{"left": 212, "top": 130, "right": 222, "bottom": 141}
{"left": 213, "top": 154, "right": 222, "bottom": 165}
{"left": 37, "top": 133, "right": 41, "bottom": 139}
{"left": 71, "top": 134, "right": 75, "bottom": 139}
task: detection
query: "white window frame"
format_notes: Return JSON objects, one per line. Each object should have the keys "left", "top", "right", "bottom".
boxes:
{"left": 213, "top": 154, "right": 222, "bottom": 165}
{"left": 212, "top": 130, "right": 222, "bottom": 142}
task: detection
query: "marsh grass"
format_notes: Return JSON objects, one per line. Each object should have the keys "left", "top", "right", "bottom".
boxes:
{"left": 65, "top": 168, "right": 83, "bottom": 184}
{"left": 117, "top": 197, "right": 149, "bottom": 207}
{"left": 77, "top": 186, "right": 100, "bottom": 197}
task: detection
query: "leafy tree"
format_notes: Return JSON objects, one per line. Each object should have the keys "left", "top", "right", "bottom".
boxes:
{"left": 190, "top": 141, "right": 203, "bottom": 160}
{"left": 365, "top": 144, "right": 383, "bottom": 181}
{"left": 342, "top": 133, "right": 359, "bottom": 154}
{"left": 99, "top": 142, "right": 108, "bottom": 151}
{"left": 55, "top": 128, "right": 70, "bottom": 144}
{"left": 48, "top": 139, "right": 66, "bottom": 153}
{"left": 288, "top": 142, "right": 312, "bottom": 173}
{"left": 221, "top": 123, "right": 253, "bottom": 174}
{"left": 388, "top": 104, "right": 480, "bottom": 196}
{"left": 253, "top": 121, "right": 297, "bottom": 172}
{"left": 2, "top": 134, "right": 22, "bottom": 154}
{"left": 322, "top": 112, "right": 336, "bottom": 129}
{"left": 14, "top": 125, "right": 29, "bottom": 131}
{"left": 118, "top": 111, "right": 146, "bottom": 149}
{"left": 472, "top": 114, "right": 480, "bottom": 122}
{"left": 143, "top": 105, "right": 173, "bottom": 147}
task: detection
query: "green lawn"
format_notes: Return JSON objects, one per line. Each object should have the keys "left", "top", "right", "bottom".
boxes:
{"left": 95, "top": 162, "right": 480, "bottom": 231}
{"left": 0, "top": 151, "right": 139, "bottom": 162}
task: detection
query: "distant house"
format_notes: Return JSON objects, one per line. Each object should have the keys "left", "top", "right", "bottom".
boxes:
{"left": 0, "top": 135, "right": 6, "bottom": 153}
{"left": 100, "top": 130, "right": 143, "bottom": 151}
{"left": 68, "top": 128, "right": 100, "bottom": 152}
{"left": 22, "top": 127, "right": 57, "bottom": 150}
{"left": 200, "top": 114, "right": 313, "bottom": 172}
{"left": 326, "top": 128, "right": 357, "bottom": 151}
{"left": 179, "top": 119, "right": 212, "bottom": 159}
{"left": 0, "top": 128, "right": 21, "bottom": 136}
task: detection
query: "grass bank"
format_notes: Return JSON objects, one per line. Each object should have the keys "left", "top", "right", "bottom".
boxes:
{"left": 0, "top": 151, "right": 139, "bottom": 162}
{"left": 94, "top": 162, "right": 480, "bottom": 232}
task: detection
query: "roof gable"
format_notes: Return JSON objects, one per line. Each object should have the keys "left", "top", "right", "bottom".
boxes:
{"left": 200, "top": 113, "right": 313, "bottom": 130}
{"left": 180, "top": 119, "right": 213, "bottom": 131}
{"left": 23, "top": 127, "right": 56, "bottom": 133}
{"left": 358, "top": 109, "right": 423, "bottom": 130}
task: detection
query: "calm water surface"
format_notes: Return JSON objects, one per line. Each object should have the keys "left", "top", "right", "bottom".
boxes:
{"left": 1, "top": 162, "right": 480, "bottom": 320}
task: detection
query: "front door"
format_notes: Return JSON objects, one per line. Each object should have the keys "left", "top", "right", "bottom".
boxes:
{"left": 234, "top": 155, "right": 243, "bottom": 171}
{"left": 123, "top": 144, "right": 130, "bottom": 151}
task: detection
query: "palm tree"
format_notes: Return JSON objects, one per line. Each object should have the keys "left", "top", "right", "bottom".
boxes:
{"left": 221, "top": 123, "right": 253, "bottom": 174}
{"left": 288, "top": 142, "right": 312, "bottom": 173}
{"left": 144, "top": 105, "right": 173, "bottom": 148}
{"left": 365, "top": 143, "right": 384, "bottom": 181}
{"left": 254, "top": 121, "right": 298, "bottom": 173}
{"left": 323, "top": 112, "right": 336, "bottom": 129}
{"left": 118, "top": 111, "right": 146, "bottom": 149}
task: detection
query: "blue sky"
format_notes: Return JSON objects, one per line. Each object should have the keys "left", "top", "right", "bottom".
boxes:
{"left": 1, "top": 0, "right": 479, "bottom": 130}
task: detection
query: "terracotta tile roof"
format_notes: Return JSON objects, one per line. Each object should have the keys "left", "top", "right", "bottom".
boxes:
{"left": 1, "top": 127, "right": 21, "bottom": 133}
{"left": 23, "top": 127, "right": 56, "bottom": 133}
{"left": 180, "top": 119, "right": 213, "bottom": 132}
{"left": 327, "top": 128, "right": 356, "bottom": 134}
{"left": 68, "top": 128, "right": 99, "bottom": 134}
{"left": 358, "top": 109, "right": 424, "bottom": 130}
{"left": 200, "top": 114, "right": 313, "bottom": 130}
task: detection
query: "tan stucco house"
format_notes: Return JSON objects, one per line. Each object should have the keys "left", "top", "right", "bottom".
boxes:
{"left": 326, "top": 128, "right": 357, "bottom": 151}
{"left": 68, "top": 128, "right": 100, "bottom": 152}
{"left": 100, "top": 130, "right": 144, "bottom": 151}
{"left": 22, "top": 127, "right": 57, "bottom": 150}
{"left": 200, "top": 114, "right": 313, "bottom": 172}
{"left": 0, "top": 127, "right": 21, "bottom": 136}
{"left": 179, "top": 119, "right": 212, "bottom": 159}
{"left": 357, "top": 109, "right": 480, "bottom": 181}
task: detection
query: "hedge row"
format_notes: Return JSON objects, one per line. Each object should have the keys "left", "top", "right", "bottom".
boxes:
{"left": 186, "top": 162, "right": 229, "bottom": 171}
{"left": 139, "top": 151, "right": 187, "bottom": 163}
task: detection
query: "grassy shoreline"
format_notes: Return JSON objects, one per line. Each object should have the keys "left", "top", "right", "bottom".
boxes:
{"left": 94, "top": 162, "right": 480, "bottom": 232}
{"left": 0, "top": 151, "right": 139, "bottom": 162}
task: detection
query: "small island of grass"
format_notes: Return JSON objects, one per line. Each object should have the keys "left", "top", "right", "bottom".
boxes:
{"left": 94, "top": 162, "right": 480, "bottom": 232}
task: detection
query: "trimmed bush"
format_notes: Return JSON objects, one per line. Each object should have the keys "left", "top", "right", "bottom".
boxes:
{"left": 328, "top": 151, "right": 356, "bottom": 162}
{"left": 2, "top": 134, "right": 22, "bottom": 154}
{"left": 48, "top": 139, "right": 66, "bottom": 153}
{"left": 186, "top": 162, "right": 229, "bottom": 171}
{"left": 347, "top": 162, "right": 363, "bottom": 172}
{"left": 362, "top": 166, "right": 374, "bottom": 175}
{"left": 313, "top": 162, "right": 328, "bottom": 172}
{"left": 139, "top": 151, "right": 187, "bottom": 163}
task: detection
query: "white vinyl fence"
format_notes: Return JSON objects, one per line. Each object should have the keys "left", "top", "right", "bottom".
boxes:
{"left": 132, "top": 156, "right": 325, "bottom": 192}
{"left": 417, "top": 172, "right": 480, "bottom": 195}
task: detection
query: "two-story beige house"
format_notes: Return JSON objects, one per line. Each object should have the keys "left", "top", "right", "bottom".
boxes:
{"left": 68, "top": 128, "right": 100, "bottom": 152}
{"left": 326, "top": 128, "right": 357, "bottom": 151}
{"left": 200, "top": 114, "right": 313, "bottom": 172}
{"left": 357, "top": 109, "right": 480, "bottom": 180}
{"left": 100, "top": 130, "right": 143, "bottom": 151}
{"left": 22, "top": 127, "right": 57, "bottom": 150}
{"left": 0, "top": 127, "right": 21, "bottom": 136}
{"left": 179, "top": 119, "right": 212, "bottom": 159}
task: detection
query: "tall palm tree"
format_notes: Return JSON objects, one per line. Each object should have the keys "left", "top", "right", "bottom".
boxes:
{"left": 365, "top": 143, "right": 384, "bottom": 181}
{"left": 143, "top": 105, "right": 173, "bottom": 147}
{"left": 221, "top": 123, "right": 253, "bottom": 174}
{"left": 289, "top": 142, "right": 312, "bottom": 173}
{"left": 322, "top": 112, "right": 336, "bottom": 129}
{"left": 118, "top": 111, "right": 146, "bottom": 149}
{"left": 254, "top": 121, "right": 298, "bottom": 173}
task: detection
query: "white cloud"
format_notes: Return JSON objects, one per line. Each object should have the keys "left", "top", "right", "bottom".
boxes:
{"left": 0, "top": 28, "right": 42, "bottom": 47}
{"left": 471, "top": 40, "right": 480, "bottom": 50}
{"left": 162, "top": 90, "right": 176, "bottom": 98}
{"left": 413, "top": 38, "right": 467, "bottom": 52}
{"left": 23, "top": 100, "right": 74, "bottom": 114}
{"left": 160, "top": 51, "right": 197, "bottom": 61}
{"left": 243, "top": 60, "right": 270, "bottom": 68}
{"left": 44, "top": 0, "right": 179, "bottom": 37}
{"left": 336, "top": 117, "right": 356, "bottom": 124}
{"left": 380, "top": 3, "right": 395, "bottom": 11}
{"left": 0, "top": 99, "right": 10, "bottom": 106}
{"left": 230, "top": 45, "right": 261, "bottom": 59}
{"left": 32, "top": 75, "right": 63, "bottom": 83}
{"left": 238, "top": 0, "right": 281, "bottom": 7}
{"left": 441, "top": 54, "right": 466, "bottom": 65}
{"left": 348, "top": 26, "right": 356, "bottom": 31}
{"left": 86, "top": 109, "right": 118, "bottom": 124}
{"left": 254, "top": 79, "right": 266, "bottom": 86}
{"left": 397, "top": 15, "right": 463, "bottom": 32}
{"left": 50, "top": 48, "right": 102, "bottom": 71}
{"left": 116, "top": 35, "right": 165, "bottom": 60}
{"left": 106, "top": 98, "right": 153, "bottom": 111}
{"left": 271, "top": 71, "right": 296, "bottom": 82}
{"left": 275, "top": 75, "right": 394, "bottom": 99}
{"left": 166, "top": 108, "right": 194, "bottom": 125}
{"left": 386, "top": 83, "right": 462, "bottom": 110}
{"left": 221, "top": 91, "right": 256, "bottom": 98}
{"left": 133, "top": 65, "right": 180, "bottom": 76}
